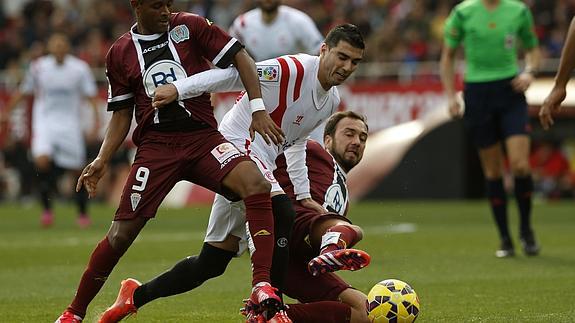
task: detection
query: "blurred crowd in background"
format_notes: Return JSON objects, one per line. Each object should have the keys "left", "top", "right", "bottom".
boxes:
{"left": 1, "top": 0, "right": 574, "bottom": 72}
{"left": 0, "top": 0, "right": 574, "bottom": 202}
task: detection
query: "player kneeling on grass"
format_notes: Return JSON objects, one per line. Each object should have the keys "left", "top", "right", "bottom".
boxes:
{"left": 99, "top": 111, "right": 372, "bottom": 323}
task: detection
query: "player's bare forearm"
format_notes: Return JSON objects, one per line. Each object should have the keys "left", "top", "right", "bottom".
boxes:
{"left": 232, "top": 49, "right": 262, "bottom": 101}
{"left": 96, "top": 108, "right": 133, "bottom": 163}
{"left": 439, "top": 45, "right": 457, "bottom": 98}
{"left": 554, "top": 17, "right": 575, "bottom": 87}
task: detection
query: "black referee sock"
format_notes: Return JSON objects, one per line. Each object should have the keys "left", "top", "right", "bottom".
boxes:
{"left": 486, "top": 179, "right": 510, "bottom": 241}
{"left": 514, "top": 175, "right": 533, "bottom": 236}
{"left": 133, "top": 243, "right": 234, "bottom": 308}
{"left": 36, "top": 169, "right": 54, "bottom": 211}
{"left": 270, "top": 194, "right": 295, "bottom": 296}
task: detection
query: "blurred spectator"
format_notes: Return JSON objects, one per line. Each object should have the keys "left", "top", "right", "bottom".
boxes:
{"left": 530, "top": 140, "right": 572, "bottom": 199}
{"left": 0, "top": 33, "right": 100, "bottom": 228}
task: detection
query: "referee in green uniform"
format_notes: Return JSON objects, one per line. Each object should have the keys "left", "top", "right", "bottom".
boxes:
{"left": 440, "top": 0, "right": 541, "bottom": 258}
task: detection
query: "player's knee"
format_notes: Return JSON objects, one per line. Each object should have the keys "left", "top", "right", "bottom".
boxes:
{"left": 509, "top": 160, "right": 530, "bottom": 176}
{"left": 106, "top": 230, "right": 137, "bottom": 253}
{"left": 197, "top": 243, "right": 234, "bottom": 279}
{"left": 350, "top": 224, "right": 364, "bottom": 242}
{"left": 243, "top": 177, "right": 272, "bottom": 196}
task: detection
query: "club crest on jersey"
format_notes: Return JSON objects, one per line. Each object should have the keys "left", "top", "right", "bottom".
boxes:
{"left": 170, "top": 25, "right": 190, "bottom": 43}
{"left": 142, "top": 60, "right": 187, "bottom": 97}
{"left": 130, "top": 193, "right": 141, "bottom": 211}
{"left": 257, "top": 65, "right": 279, "bottom": 82}
{"left": 211, "top": 143, "right": 242, "bottom": 168}
{"left": 325, "top": 184, "right": 345, "bottom": 215}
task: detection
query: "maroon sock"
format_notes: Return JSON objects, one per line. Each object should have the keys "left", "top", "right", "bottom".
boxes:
{"left": 67, "top": 238, "right": 124, "bottom": 317}
{"left": 244, "top": 193, "right": 274, "bottom": 286}
{"left": 286, "top": 302, "right": 351, "bottom": 323}
{"left": 321, "top": 225, "right": 360, "bottom": 254}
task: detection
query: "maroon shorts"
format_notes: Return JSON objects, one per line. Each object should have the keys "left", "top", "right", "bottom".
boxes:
{"left": 115, "top": 128, "right": 251, "bottom": 220}
{"left": 283, "top": 257, "right": 352, "bottom": 302}
{"left": 283, "top": 210, "right": 353, "bottom": 302}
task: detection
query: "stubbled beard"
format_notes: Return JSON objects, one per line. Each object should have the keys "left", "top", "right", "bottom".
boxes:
{"left": 330, "top": 148, "right": 357, "bottom": 172}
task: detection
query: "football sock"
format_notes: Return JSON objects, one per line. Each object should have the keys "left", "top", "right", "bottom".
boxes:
{"left": 320, "top": 224, "right": 359, "bottom": 254}
{"left": 244, "top": 193, "right": 274, "bottom": 286}
{"left": 67, "top": 238, "right": 124, "bottom": 317}
{"left": 133, "top": 243, "right": 234, "bottom": 308}
{"left": 286, "top": 302, "right": 351, "bottom": 323}
{"left": 514, "top": 175, "right": 533, "bottom": 235}
{"left": 270, "top": 194, "right": 295, "bottom": 294}
{"left": 486, "top": 179, "right": 510, "bottom": 240}
{"left": 36, "top": 168, "right": 53, "bottom": 211}
{"left": 75, "top": 186, "right": 88, "bottom": 215}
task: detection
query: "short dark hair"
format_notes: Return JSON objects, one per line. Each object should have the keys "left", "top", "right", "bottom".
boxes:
{"left": 324, "top": 110, "right": 368, "bottom": 139}
{"left": 324, "top": 23, "right": 365, "bottom": 50}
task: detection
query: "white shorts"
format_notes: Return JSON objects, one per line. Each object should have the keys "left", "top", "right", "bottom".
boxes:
{"left": 204, "top": 194, "right": 248, "bottom": 256}
{"left": 32, "top": 126, "right": 85, "bottom": 169}
{"left": 204, "top": 135, "right": 283, "bottom": 255}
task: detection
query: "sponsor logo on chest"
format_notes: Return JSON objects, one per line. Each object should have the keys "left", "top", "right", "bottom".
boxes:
{"left": 143, "top": 40, "right": 169, "bottom": 54}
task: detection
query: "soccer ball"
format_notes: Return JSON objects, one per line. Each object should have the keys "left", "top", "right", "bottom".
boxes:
{"left": 366, "top": 279, "right": 420, "bottom": 323}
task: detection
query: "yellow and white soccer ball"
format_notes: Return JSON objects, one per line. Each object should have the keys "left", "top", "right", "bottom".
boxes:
{"left": 366, "top": 279, "right": 420, "bottom": 323}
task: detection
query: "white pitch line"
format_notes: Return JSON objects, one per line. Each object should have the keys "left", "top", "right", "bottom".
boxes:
{"left": 363, "top": 223, "right": 417, "bottom": 235}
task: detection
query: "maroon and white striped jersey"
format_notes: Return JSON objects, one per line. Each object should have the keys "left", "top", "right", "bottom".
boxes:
{"left": 105, "top": 12, "right": 243, "bottom": 144}
{"left": 274, "top": 140, "right": 349, "bottom": 216}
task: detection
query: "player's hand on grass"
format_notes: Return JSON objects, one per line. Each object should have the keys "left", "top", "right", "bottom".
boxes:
{"left": 250, "top": 111, "right": 285, "bottom": 145}
{"left": 539, "top": 86, "right": 566, "bottom": 130}
{"left": 152, "top": 84, "right": 178, "bottom": 108}
{"left": 76, "top": 157, "right": 108, "bottom": 198}
{"left": 300, "top": 198, "right": 328, "bottom": 214}
{"left": 511, "top": 72, "right": 534, "bottom": 93}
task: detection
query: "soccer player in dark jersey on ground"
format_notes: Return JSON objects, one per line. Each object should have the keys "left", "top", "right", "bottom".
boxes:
{"left": 99, "top": 111, "right": 371, "bottom": 323}
{"left": 440, "top": 0, "right": 541, "bottom": 258}
{"left": 55, "top": 1, "right": 286, "bottom": 322}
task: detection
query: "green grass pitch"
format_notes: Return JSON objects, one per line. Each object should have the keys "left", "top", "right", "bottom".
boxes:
{"left": 1, "top": 200, "right": 574, "bottom": 322}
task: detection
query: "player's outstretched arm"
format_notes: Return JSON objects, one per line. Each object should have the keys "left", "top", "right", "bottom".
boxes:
{"left": 77, "top": 107, "right": 133, "bottom": 197}
{"left": 540, "top": 17, "right": 575, "bottom": 129}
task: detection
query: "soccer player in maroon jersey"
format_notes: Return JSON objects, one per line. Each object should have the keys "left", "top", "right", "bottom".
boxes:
{"left": 55, "top": 1, "right": 285, "bottom": 322}
{"left": 99, "top": 111, "right": 371, "bottom": 323}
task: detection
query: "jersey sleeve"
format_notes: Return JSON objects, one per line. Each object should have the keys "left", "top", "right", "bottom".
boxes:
{"left": 294, "top": 11, "right": 323, "bottom": 55}
{"left": 185, "top": 13, "right": 244, "bottom": 68}
{"left": 172, "top": 67, "right": 243, "bottom": 100}
{"left": 19, "top": 61, "right": 37, "bottom": 95}
{"left": 105, "top": 45, "right": 134, "bottom": 111}
{"left": 517, "top": 6, "right": 538, "bottom": 49}
{"left": 79, "top": 62, "right": 97, "bottom": 97}
{"left": 443, "top": 8, "right": 464, "bottom": 49}
{"left": 284, "top": 138, "right": 311, "bottom": 200}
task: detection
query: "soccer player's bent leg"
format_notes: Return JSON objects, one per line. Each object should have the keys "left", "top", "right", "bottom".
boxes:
{"left": 56, "top": 218, "right": 147, "bottom": 322}
{"left": 99, "top": 242, "right": 236, "bottom": 323}
{"left": 308, "top": 219, "right": 370, "bottom": 276}
{"left": 222, "top": 161, "right": 282, "bottom": 317}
